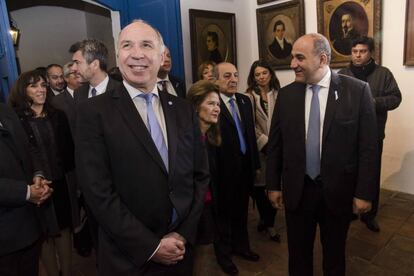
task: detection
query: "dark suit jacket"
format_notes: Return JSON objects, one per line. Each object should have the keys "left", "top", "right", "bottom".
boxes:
{"left": 75, "top": 84, "right": 209, "bottom": 274}
{"left": 266, "top": 72, "right": 378, "bottom": 214}
{"left": 268, "top": 38, "right": 292, "bottom": 59}
{"left": 51, "top": 89, "right": 75, "bottom": 134}
{"left": 73, "top": 77, "right": 120, "bottom": 105}
{"left": 215, "top": 93, "right": 260, "bottom": 206}
{"left": 169, "top": 75, "right": 186, "bottom": 98}
{"left": 0, "top": 104, "right": 41, "bottom": 256}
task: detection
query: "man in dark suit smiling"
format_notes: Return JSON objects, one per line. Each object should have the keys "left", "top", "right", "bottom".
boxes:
{"left": 75, "top": 20, "right": 209, "bottom": 276}
{"left": 266, "top": 33, "right": 378, "bottom": 276}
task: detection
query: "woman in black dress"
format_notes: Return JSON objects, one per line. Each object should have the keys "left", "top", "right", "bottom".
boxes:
{"left": 9, "top": 70, "right": 76, "bottom": 276}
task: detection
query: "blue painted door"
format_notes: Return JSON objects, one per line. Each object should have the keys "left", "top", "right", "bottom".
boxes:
{"left": 95, "top": 0, "right": 185, "bottom": 80}
{"left": 0, "top": 0, "right": 18, "bottom": 102}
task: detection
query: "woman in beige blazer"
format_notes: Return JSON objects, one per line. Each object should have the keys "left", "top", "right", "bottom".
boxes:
{"left": 246, "top": 60, "right": 281, "bottom": 242}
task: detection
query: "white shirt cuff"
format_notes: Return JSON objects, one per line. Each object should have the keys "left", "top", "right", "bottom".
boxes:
{"left": 148, "top": 242, "right": 161, "bottom": 261}
{"left": 26, "top": 185, "right": 31, "bottom": 201}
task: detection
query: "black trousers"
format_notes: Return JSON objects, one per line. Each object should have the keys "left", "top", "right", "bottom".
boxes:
{"left": 0, "top": 239, "right": 41, "bottom": 276}
{"left": 214, "top": 154, "right": 252, "bottom": 265}
{"left": 285, "top": 177, "right": 351, "bottom": 276}
{"left": 252, "top": 186, "right": 277, "bottom": 227}
{"left": 361, "top": 139, "right": 383, "bottom": 221}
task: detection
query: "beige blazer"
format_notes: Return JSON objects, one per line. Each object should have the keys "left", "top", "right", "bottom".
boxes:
{"left": 246, "top": 89, "right": 278, "bottom": 150}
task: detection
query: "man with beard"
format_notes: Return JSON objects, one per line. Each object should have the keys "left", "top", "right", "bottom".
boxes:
{"left": 46, "top": 64, "right": 66, "bottom": 97}
{"left": 332, "top": 13, "right": 361, "bottom": 55}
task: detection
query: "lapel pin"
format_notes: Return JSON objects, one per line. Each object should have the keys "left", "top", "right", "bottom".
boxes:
{"left": 334, "top": 91, "right": 338, "bottom": 101}
{"left": 241, "top": 99, "right": 245, "bottom": 104}
{"left": 168, "top": 101, "right": 173, "bottom": 106}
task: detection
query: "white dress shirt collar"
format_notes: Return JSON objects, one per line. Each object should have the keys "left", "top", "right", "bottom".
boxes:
{"left": 123, "top": 80, "right": 159, "bottom": 99}
{"left": 89, "top": 75, "right": 109, "bottom": 97}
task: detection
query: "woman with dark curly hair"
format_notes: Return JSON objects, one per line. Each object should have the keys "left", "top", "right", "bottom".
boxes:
{"left": 246, "top": 60, "right": 281, "bottom": 243}
{"left": 9, "top": 70, "right": 76, "bottom": 276}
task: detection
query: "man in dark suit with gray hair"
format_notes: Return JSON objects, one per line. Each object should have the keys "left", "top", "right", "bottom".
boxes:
{"left": 266, "top": 33, "right": 378, "bottom": 276}
{"left": 75, "top": 20, "right": 209, "bottom": 276}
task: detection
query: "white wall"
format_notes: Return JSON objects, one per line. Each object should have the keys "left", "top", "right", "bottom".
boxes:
{"left": 181, "top": 0, "right": 414, "bottom": 195}
{"left": 11, "top": 5, "right": 117, "bottom": 72}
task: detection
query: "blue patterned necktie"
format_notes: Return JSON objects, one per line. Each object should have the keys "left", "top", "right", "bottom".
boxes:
{"left": 91, "top": 87, "right": 97, "bottom": 97}
{"left": 306, "top": 85, "right": 321, "bottom": 179}
{"left": 229, "top": 97, "right": 247, "bottom": 154}
{"left": 139, "top": 93, "right": 169, "bottom": 171}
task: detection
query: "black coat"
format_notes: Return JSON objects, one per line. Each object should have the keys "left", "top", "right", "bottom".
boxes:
{"left": 0, "top": 104, "right": 41, "bottom": 256}
{"left": 215, "top": 93, "right": 260, "bottom": 206}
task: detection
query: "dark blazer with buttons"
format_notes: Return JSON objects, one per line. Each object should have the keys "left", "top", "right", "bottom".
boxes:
{"left": 0, "top": 104, "right": 41, "bottom": 256}
{"left": 266, "top": 72, "right": 378, "bottom": 214}
{"left": 169, "top": 74, "right": 186, "bottom": 98}
{"left": 75, "top": 83, "right": 209, "bottom": 275}
{"left": 215, "top": 93, "right": 260, "bottom": 205}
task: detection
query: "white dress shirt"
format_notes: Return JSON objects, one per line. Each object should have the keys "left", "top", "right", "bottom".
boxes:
{"left": 220, "top": 93, "right": 241, "bottom": 119}
{"left": 66, "top": 87, "right": 74, "bottom": 98}
{"left": 305, "top": 69, "right": 331, "bottom": 155}
{"left": 123, "top": 81, "right": 169, "bottom": 148}
{"left": 88, "top": 75, "right": 109, "bottom": 98}
{"left": 157, "top": 75, "right": 178, "bottom": 97}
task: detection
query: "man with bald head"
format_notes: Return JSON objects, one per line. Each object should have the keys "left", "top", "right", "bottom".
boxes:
{"left": 214, "top": 62, "right": 260, "bottom": 275}
{"left": 266, "top": 33, "right": 378, "bottom": 275}
{"left": 75, "top": 20, "right": 209, "bottom": 275}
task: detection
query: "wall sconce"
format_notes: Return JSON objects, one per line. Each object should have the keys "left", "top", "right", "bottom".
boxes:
{"left": 9, "top": 19, "right": 20, "bottom": 47}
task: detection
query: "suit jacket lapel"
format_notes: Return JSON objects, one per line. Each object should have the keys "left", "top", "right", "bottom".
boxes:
{"left": 219, "top": 98, "right": 235, "bottom": 127}
{"left": 112, "top": 86, "right": 168, "bottom": 174}
{"left": 235, "top": 94, "right": 248, "bottom": 130}
{"left": 322, "top": 71, "right": 341, "bottom": 144}
{"left": 159, "top": 91, "right": 178, "bottom": 175}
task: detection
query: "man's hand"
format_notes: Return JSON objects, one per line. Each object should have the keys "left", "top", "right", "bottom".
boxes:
{"left": 353, "top": 197, "right": 372, "bottom": 215}
{"left": 151, "top": 235, "right": 185, "bottom": 265}
{"left": 268, "top": 190, "right": 283, "bottom": 209}
{"left": 163, "top": 232, "right": 186, "bottom": 244}
{"left": 29, "top": 176, "right": 53, "bottom": 205}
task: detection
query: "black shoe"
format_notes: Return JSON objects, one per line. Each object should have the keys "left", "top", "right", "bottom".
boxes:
{"left": 362, "top": 218, "right": 380, "bottom": 232}
{"left": 269, "top": 233, "right": 281, "bottom": 243}
{"left": 234, "top": 250, "right": 260, "bottom": 262}
{"left": 218, "top": 261, "right": 239, "bottom": 275}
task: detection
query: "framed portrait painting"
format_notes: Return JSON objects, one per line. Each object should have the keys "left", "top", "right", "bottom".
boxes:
{"left": 189, "top": 9, "right": 236, "bottom": 81}
{"left": 317, "top": 0, "right": 382, "bottom": 68}
{"left": 257, "top": 0, "right": 279, "bottom": 4}
{"left": 404, "top": 0, "right": 414, "bottom": 65}
{"left": 256, "top": 0, "right": 305, "bottom": 70}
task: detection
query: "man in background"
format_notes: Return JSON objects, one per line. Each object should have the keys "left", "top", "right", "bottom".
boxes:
{"left": 157, "top": 46, "right": 186, "bottom": 98}
{"left": 46, "top": 64, "right": 66, "bottom": 97}
{"left": 214, "top": 62, "right": 261, "bottom": 275}
{"left": 339, "top": 36, "right": 402, "bottom": 232}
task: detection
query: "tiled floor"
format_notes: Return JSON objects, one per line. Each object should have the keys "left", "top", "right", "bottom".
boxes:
{"left": 42, "top": 189, "right": 414, "bottom": 275}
